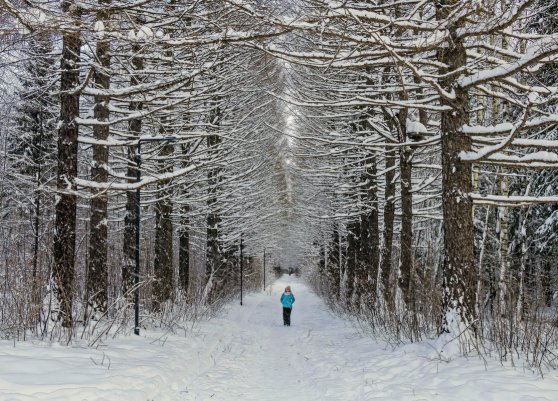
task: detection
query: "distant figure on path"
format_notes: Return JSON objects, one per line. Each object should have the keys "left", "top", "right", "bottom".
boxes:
{"left": 281, "top": 286, "right": 295, "bottom": 326}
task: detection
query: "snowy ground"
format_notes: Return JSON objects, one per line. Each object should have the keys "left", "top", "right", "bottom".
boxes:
{"left": 1, "top": 275, "right": 557, "bottom": 400}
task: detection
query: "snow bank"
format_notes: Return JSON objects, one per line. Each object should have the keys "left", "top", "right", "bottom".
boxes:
{"left": 0, "top": 330, "right": 212, "bottom": 401}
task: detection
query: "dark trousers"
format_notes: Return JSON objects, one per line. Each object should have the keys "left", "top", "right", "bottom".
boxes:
{"left": 283, "top": 307, "right": 292, "bottom": 326}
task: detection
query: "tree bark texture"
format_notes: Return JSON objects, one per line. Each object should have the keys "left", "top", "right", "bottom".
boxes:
{"left": 360, "top": 151, "right": 380, "bottom": 306}
{"left": 327, "top": 225, "right": 341, "bottom": 298}
{"left": 178, "top": 142, "right": 191, "bottom": 294}
{"left": 497, "top": 175, "right": 510, "bottom": 315}
{"left": 319, "top": 242, "right": 326, "bottom": 275}
{"left": 345, "top": 221, "right": 358, "bottom": 306}
{"left": 87, "top": 4, "right": 110, "bottom": 317}
{"left": 52, "top": 1, "right": 81, "bottom": 328}
{"left": 437, "top": 15, "right": 476, "bottom": 331}
{"left": 153, "top": 0, "right": 178, "bottom": 309}
{"left": 380, "top": 145, "right": 396, "bottom": 308}
{"left": 179, "top": 202, "right": 190, "bottom": 293}
{"left": 122, "top": 44, "right": 143, "bottom": 299}
{"left": 153, "top": 142, "right": 174, "bottom": 308}
{"left": 398, "top": 108, "right": 414, "bottom": 309}
{"left": 206, "top": 102, "right": 223, "bottom": 300}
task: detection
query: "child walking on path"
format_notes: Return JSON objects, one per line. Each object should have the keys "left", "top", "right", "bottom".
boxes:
{"left": 280, "top": 286, "right": 295, "bottom": 326}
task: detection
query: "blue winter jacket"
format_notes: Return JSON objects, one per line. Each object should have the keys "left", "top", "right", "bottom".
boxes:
{"left": 281, "top": 292, "right": 295, "bottom": 308}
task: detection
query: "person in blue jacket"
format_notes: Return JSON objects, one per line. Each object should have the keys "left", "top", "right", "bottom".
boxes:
{"left": 280, "top": 286, "right": 295, "bottom": 326}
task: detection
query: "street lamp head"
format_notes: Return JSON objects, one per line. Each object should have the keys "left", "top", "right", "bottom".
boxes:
{"left": 138, "top": 136, "right": 178, "bottom": 144}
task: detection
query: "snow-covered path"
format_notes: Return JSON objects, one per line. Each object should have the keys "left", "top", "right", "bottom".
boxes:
{"left": 183, "top": 276, "right": 352, "bottom": 400}
{"left": 1, "top": 275, "right": 557, "bottom": 400}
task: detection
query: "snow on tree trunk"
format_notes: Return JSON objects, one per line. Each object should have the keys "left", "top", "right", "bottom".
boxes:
{"left": 122, "top": 44, "right": 143, "bottom": 299}
{"left": 87, "top": 3, "right": 110, "bottom": 318}
{"left": 497, "top": 175, "right": 510, "bottom": 316}
{"left": 177, "top": 142, "right": 191, "bottom": 295}
{"left": 52, "top": 1, "right": 81, "bottom": 328}
{"left": 345, "top": 221, "right": 358, "bottom": 306}
{"left": 326, "top": 225, "right": 341, "bottom": 298}
{"left": 178, "top": 175, "right": 190, "bottom": 294}
{"left": 380, "top": 119, "right": 397, "bottom": 309}
{"left": 398, "top": 108, "right": 414, "bottom": 310}
{"left": 516, "top": 204, "right": 531, "bottom": 321}
{"left": 206, "top": 100, "right": 222, "bottom": 302}
{"left": 153, "top": 141, "right": 175, "bottom": 308}
{"left": 361, "top": 145, "right": 380, "bottom": 306}
{"left": 437, "top": 29, "right": 476, "bottom": 334}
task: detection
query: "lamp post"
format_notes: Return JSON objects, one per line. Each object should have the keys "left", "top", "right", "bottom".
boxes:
{"left": 134, "top": 136, "right": 177, "bottom": 336}
{"left": 263, "top": 248, "right": 266, "bottom": 292}
{"left": 240, "top": 234, "right": 244, "bottom": 306}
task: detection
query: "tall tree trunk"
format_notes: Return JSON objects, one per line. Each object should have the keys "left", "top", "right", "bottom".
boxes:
{"left": 153, "top": 8, "right": 176, "bottom": 308}
{"left": 338, "top": 223, "right": 347, "bottom": 296}
{"left": 542, "top": 261, "right": 553, "bottom": 307}
{"left": 53, "top": 1, "right": 81, "bottom": 328}
{"left": 473, "top": 92, "right": 486, "bottom": 316}
{"left": 516, "top": 191, "right": 531, "bottom": 320}
{"left": 206, "top": 101, "right": 222, "bottom": 300}
{"left": 397, "top": 108, "right": 414, "bottom": 309}
{"left": 319, "top": 241, "right": 326, "bottom": 275}
{"left": 122, "top": 44, "right": 143, "bottom": 299}
{"left": 178, "top": 215, "right": 190, "bottom": 293}
{"left": 362, "top": 150, "right": 380, "bottom": 306}
{"left": 178, "top": 144, "right": 191, "bottom": 294}
{"left": 31, "top": 109, "right": 45, "bottom": 323}
{"left": 476, "top": 205, "right": 491, "bottom": 316}
{"left": 497, "top": 175, "right": 510, "bottom": 315}
{"left": 353, "top": 111, "right": 380, "bottom": 309}
{"left": 437, "top": 21, "right": 476, "bottom": 332}
{"left": 87, "top": 4, "right": 110, "bottom": 317}
{"left": 327, "top": 224, "right": 341, "bottom": 298}
{"left": 380, "top": 143, "right": 396, "bottom": 308}
{"left": 178, "top": 188, "right": 190, "bottom": 294}
{"left": 354, "top": 195, "right": 366, "bottom": 308}
{"left": 32, "top": 172, "right": 42, "bottom": 322}
{"left": 153, "top": 141, "right": 174, "bottom": 308}
{"left": 345, "top": 221, "right": 358, "bottom": 306}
